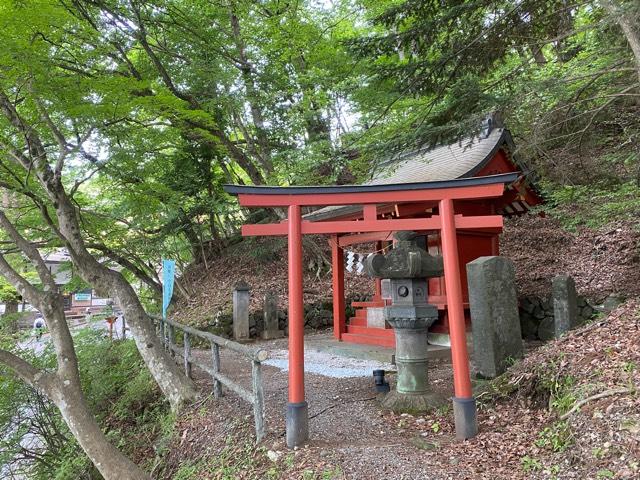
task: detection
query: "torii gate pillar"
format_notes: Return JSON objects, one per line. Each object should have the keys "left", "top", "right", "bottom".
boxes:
{"left": 286, "top": 204, "right": 309, "bottom": 447}
{"left": 440, "top": 198, "right": 478, "bottom": 438}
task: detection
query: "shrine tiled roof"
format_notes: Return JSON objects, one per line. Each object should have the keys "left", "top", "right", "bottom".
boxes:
{"left": 304, "top": 127, "right": 516, "bottom": 222}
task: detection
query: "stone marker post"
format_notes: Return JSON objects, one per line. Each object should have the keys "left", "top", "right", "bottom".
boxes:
{"left": 261, "top": 291, "right": 284, "bottom": 340}
{"left": 233, "top": 281, "right": 251, "bottom": 341}
{"left": 466, "top": 256, "right": 523, "bottom": 378}
{"left": 552, "top": 274, "right": 578, "bottom": 338}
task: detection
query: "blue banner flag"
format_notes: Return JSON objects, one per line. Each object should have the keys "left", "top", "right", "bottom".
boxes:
{"left": 162, "top": 259, "right": 176, "bottom": 320}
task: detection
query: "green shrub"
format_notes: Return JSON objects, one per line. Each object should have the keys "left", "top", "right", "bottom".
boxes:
{"left": 0, "top": 312, "right": 29, "bottom": 334}
{"left": 0, "top": 328, "right": 167, "bottom": 479}
{"left": 546, "top": 182, "right": 640, "bottom": 230}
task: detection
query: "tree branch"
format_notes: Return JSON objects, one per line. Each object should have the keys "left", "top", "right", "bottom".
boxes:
{"left": 0, "top": 349, "right": 55, "bottom": 393}
{"left": 0, "top": 210, "right": 56, "bottom": 290}
{"left": 560, "top": 387, "right": 635, "bottom": 420}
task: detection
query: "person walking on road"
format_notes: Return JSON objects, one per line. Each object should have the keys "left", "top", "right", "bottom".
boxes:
{"left": 33, "top": 316, "right": 46, "bottom": 341}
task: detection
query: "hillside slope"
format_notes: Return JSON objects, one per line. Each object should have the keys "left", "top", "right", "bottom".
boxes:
{"left": 174, "top": 215, "right": 639, "bottom": 325}
{"left": 501, "top": 216, "right": 640, "bottom": 299}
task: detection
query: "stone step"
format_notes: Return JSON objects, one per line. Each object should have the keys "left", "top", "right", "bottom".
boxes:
{"left": 341, "top": 332, "right": 396, "bottom": 348}
{"left": 348, "top": 317, "right": 367, "bottom": 326}
{"left": 351, "top": 301, "right": 386, "bottom": 308}
{"left": 353, "top": 309, "right": 367, "bottom": 319}
{"left": 347, "top": 325, "right": 394, "bottom": 337}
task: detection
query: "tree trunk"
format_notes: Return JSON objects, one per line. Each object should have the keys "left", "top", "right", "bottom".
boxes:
{"left": 0, "top": 350, "right": 150, "bottom": 479}
{"left": 602, "top": 0, "right": 640, "bottom": 84}
{"left": 2, "top": 300, "right": 19, "bottom": 332}
{"left": 89, "top": 244, "right": 164, "bottom": 301}
{"left": 293, "top": 54, "right": 332, "bottom": 145}
{"left": 0, "top": 264, "right": 150, "bottom": 479}
{"left": 49, "top": 377, "right": 151, "bottom": 480}
{"left": 180, "top": 212, "right": 205, "bottom": 264}
{"left": 530, "top": 45, "right": 548, "bottom": 66}
{"left": 48, "top": 179, "right": 198, "bottom": 410}
{"left": 229, "top": 5, "right": 274, "bottom": 176}
{"left": 4, "top": 299, "right": 18, "bottom": 315}
{"left": 109, "top": 275, "right": 198, "bottom": 408}
{"left": 0, "top": 86, "right": 197, "bottom": 412}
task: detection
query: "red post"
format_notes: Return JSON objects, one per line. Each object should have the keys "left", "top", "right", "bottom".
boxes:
{"left": 286, "top": 204, "right": 309, "bottom": 447}
{"left": 288, "top": 204, "right": 305, "bottom": 403}
{"left": 331, "top": 235, "right": 346, "bottom": 340}
{"left": 439, "top": 198, "right": 477, "bottom": 439}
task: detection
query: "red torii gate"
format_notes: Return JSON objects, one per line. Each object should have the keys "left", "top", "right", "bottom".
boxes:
{"left": 224, "top": 172, "right": 518, "bottom": 447}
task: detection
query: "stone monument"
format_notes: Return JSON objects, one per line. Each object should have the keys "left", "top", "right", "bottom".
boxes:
{"left": 261, "top": 291, "right": 284, "bottom": 340}
{"left": 364, "top": 231, "right": 445, "bottom": 412}
{"left": 232, "top": 281, "right": 251, "bottom": 341}
{"left": 552, "top": 274, "right": 578, "bottom": 338}
{"left": 466, "top": 256, "right": 523, "bottom": 378}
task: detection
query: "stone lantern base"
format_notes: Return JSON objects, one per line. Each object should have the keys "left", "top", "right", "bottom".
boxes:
{"left": 378, "top": 305, "right": 445, "bottom": 413}
{"left": 380, "top": 390, "right": 447, "bottom": 414}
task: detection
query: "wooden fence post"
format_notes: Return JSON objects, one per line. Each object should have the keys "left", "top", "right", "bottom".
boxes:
{"left": 153, "top": 315, "right": 267, "bottom": 443}
{"left": 211, "top": 342, "right": 222, "bottom": 398}
{"left": 252, "top": 360, "right": 265, "bottom": 442}
{"left": 184, "top": 332, "right": 192, "bottom": 379}
{"left": 168, "top": 324, "right": 175, "bottom": 357}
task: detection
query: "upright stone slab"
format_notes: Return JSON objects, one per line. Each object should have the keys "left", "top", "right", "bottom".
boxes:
{"left": 466, "top": 256, "right": 523, "bottom": 378}
{"left": 233, "top": 281, "right": 251, "bottom": 341}
{"left": 552, "top": 275, "right": 578, "bottom": 338}
{"left": 261, "top": 291, "right": 284, "bottom": 340}
{"left": 366, "top": 307, "right": 386, "bottom": 328}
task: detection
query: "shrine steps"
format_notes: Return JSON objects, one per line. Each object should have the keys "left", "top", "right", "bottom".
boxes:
{"left": 343, "top": 299, "right": 395, "bottom": 347}
{"left": 351, "top": 300, "right": 386, "bottom": 309}
{"left": 346, "top": 325, "right": 394, "bottom": 337}
{"left": 341, "top": 332, "right": 396, "bottom": 348}
{"left": 343, "top": 318, "right": 396, "bottom": 347}
{"left": 347, "top": 316, "right": 367, "bottom": 326}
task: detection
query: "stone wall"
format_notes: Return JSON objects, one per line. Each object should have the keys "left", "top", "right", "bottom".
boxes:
{"left": 519, "top": 295, "right": 595, "bottom": 341}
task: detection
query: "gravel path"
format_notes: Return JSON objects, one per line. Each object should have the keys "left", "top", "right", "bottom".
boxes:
{"left": 184, "top": 337, "right": 458, "bottom": 479}
{"left": 263, "top": 348, "right": 395, "bottom": 378}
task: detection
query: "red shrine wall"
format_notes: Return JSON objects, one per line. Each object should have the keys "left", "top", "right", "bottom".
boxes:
{"left": 426, "top": 150, "right": 514, "bottom": 333}
{"left": 474, "top": 149, "right": 514, "bottom": 177}
{"left": 426, "top": 230, "right": 497, "bottom": 333}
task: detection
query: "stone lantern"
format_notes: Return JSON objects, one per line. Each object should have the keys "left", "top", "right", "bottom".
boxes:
{"left": 365, "top": 231, "right": 444, "bottom": 412}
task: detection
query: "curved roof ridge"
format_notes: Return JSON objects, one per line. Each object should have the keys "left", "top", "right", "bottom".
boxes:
{"left": 367, "top": 128, "right": 507, "bottom": 185}
{"left": 298, "top": 128, "right": 515, "bottom": 222}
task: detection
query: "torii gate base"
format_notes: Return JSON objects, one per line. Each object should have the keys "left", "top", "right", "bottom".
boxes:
{"left": 224, "top": 173, "right": 518, "bottom": 446}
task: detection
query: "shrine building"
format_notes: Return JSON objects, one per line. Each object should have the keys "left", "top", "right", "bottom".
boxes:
{"left": 224, "top": 124, "right": 541, "bottom": 447}
{"left": 304, "top": 126, "right": 542, "bottom": 347}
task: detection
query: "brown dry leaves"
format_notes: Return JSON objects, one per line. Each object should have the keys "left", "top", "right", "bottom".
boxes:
{"left": 501, "top": 216, "right": 640, "bottom": 299}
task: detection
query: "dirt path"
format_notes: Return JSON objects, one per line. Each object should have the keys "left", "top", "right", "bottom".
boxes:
{"left": 163, "top": 343, "right": 473, "bottom": 479}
